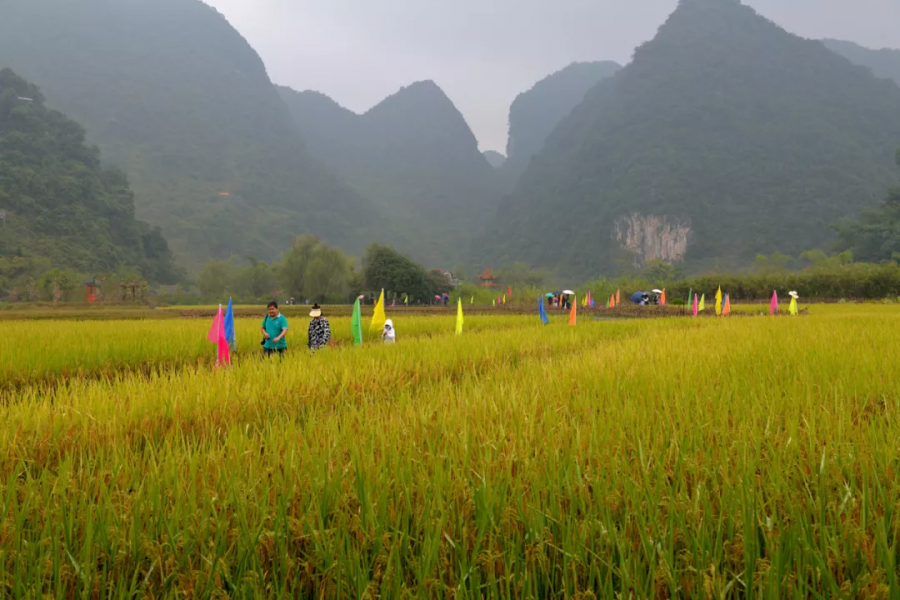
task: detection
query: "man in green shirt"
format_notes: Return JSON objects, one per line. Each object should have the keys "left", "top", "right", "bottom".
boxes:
{"left": 261, "top": 301, "right": 289, "bottom": 356}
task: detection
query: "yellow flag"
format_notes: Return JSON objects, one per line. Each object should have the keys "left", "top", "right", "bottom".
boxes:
{"left": 715, "top": 286, "right": 723, "bottom": 316}
{"left": 456, "top": 298, "right": 464, "bottom": 335}
{"left": 369, "top": 289, "right": 386, "bottom": 332}
{"left": 492, "top": 298, "right": 496, "bottom": 306}
{"left": 699, "top": 294, "right": 706, "bottom": 312}
{"left": 503, "top": 295, "right": 507, "bottom": 304}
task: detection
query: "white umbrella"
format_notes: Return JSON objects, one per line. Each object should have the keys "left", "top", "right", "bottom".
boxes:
{"left": 651, "top": 289, "right": 663, "bottom": 294}
{"left": 562, "top": 290, "right": 575, "bottom": 295}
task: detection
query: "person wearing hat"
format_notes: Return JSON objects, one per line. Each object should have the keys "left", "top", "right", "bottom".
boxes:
{"left": 261, "top": 301, "right": 289, "bottom": 357}
{"left": 382, "top": 319, "right": 396, "bottom": 344}
{"left": 307, "top": 304, "right": 331, "bottom": 352}
{"left": 788, "top": 291, "right": 800, "bottom": 316}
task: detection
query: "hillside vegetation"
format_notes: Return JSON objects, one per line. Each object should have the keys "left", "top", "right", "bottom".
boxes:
{"left": 0, "top": 0, "right": 387, "bottom": 266}
{"left": 478, "top": 0, "right": 900, "bottom": 280}
{"left": 0, "top": 69, "right": 178, "bottom": 282}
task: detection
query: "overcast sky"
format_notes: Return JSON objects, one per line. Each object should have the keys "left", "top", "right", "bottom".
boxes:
{"left": 205, "top": 0, "right": 900, "bottom": 153}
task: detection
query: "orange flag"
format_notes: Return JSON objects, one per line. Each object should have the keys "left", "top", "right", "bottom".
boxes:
{"left": 723, "top": 294, "right": 731, "bottom": 316}
{"left": 569, "top": 296, "right": 577, "bottom": 325}
{"left": 616, "top": 289, "right": 621, "bottom": 305}
{"left": 660, "top": 289, "right": 667, "bottom": 305}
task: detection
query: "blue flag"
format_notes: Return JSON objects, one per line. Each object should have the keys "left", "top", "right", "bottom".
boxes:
{"left": 538, "top": 295, "right": 549, "bottom": 325}
{"left": 223, "top": 297, "right": 236, "bottom": 350}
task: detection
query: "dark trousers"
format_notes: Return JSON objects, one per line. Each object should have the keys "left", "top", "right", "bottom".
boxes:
{"left": 263, "top": 347, "right": 285, "bottom": 357}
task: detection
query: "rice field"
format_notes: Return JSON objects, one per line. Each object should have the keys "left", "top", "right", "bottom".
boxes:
{"left": 1, "top": 304, "right": 899, "bottom": 597}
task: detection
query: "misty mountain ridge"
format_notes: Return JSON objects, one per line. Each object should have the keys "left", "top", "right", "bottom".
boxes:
{"left": 0, "top": 0, "right": 388, "bottom": 266}
{"left": 502, "top": 60, "right": 621, "bottom": 187}
{"left": 483, "top": 151, "right": 506, "bottom": 169}
{"left": 476, "top": 0, "right": 900, "bottom": 280}
{"left": 279, "top": 81, "right": 501, "bottom": 266}
{"left": 823, "top": 39, "right": 900, "bottom": 87}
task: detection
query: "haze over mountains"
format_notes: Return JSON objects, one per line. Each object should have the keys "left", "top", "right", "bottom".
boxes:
{"left": 277, "top": 82, "right": 501, "bottom": 266}
{"left": 1, "top": 0, "right": 899, "bottom": 281}
{"left": 502, "top": 61, "right": 621, "bottom": 186}
{"left": 0, "top": 0, "right": 387, "bottom": 267}
{"left": 823, "top": 40, "right": 900, "bottom": 87}
{"left": 479, "top": 0, "right": 900, "bottom": 279}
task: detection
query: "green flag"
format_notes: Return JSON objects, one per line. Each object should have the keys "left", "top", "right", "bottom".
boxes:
{"left": 351, "top": 298, "right": 363, "bottom": 346}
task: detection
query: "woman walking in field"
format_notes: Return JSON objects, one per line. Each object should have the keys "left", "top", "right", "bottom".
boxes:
{"left": 307, "top": 304, "right": 331, "bottom": 352}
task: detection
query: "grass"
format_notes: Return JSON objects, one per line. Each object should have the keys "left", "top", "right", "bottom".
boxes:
{"left": 1, "top": 305, "right": 898, "bottom": 596}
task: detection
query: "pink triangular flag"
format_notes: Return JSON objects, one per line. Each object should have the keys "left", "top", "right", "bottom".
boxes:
{"left": 207, "top": 306, "right": 222, "bottom": 344}
{"left": 692, "top": 293, "right": 698, "bottom": 317}
{"left": 770, "top": 291, "right": 778, "bottom": 315}
{"left": 208, "top": 305, "right": 230, "bottom": 366}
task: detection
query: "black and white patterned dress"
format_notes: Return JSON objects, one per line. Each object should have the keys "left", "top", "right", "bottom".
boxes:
{"left": 308, "top": 318, "right": 331, "bottom": 351}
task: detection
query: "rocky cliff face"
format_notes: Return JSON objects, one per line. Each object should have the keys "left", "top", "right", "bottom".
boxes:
{"left": 614, "top": 214, "right": 691, "bottom": 267}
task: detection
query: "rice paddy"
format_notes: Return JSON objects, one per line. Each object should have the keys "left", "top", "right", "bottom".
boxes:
{"left": 1, "top": 304, "right": 899, "bottom": 597}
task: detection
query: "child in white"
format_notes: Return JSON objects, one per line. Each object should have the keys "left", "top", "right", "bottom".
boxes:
{"left": 382, "top": 319, "right": 396, "bottom": 344}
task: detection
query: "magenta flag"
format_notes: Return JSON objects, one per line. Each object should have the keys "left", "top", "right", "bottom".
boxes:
{"left": 207, "top": 307, "right": 221, "bottom": 343}
{"left": 770, "top": 291, "right": 778, "bottom": 315}
{"left": 692, "top": 293, "right": 698, "bottom": 317}
{"left": 208, "top": 305, "right": 231, "bottom": 366}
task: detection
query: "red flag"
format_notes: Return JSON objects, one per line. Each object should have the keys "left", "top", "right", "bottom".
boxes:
{"left": 507, "top": 286, "right": 512, "bottom": 299}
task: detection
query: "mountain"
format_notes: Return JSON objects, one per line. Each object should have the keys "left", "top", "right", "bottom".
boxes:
{"left": 823, "top": 40, "right": 900, "bottom": 87}
{"left": 0, "top": 69, "right": 178, "bottom": 281}
{"left": 0, "top": 0, "right": 386, "bottom": 267}
{"left": 477, "top": 0, "right": 900, "bottom": 280}
{"left": 483, "top": 151, "right": 507, "bottom": 169}
{"left": 502, "top": 61, "right": 621, "bottom": 186}
{"left": 278, "top": 82, "right": 501, "bottom": 267}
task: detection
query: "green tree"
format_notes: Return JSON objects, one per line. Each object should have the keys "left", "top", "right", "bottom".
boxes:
{"left": 361, "top": 244, "right": 435, "bottom": 301}
{"left": 833, "top": 149, "right": 900, "bottom": 262}
{"left": 238, "top": 257, "right": 277, "bottom": 300}
{"left": 496, "top": 262, "right": 549, "bottom": 289}
{"left": 197, "top": 260, "right": 236, "bottom": 298}
{"left": 37, "top": 268, "right": 77, "bottom": 302}
{"left": 278, "top": 236, "right": 353, "bottom": 301}
{"left": 643, "top": 260, "right": 681, "bottom": 283}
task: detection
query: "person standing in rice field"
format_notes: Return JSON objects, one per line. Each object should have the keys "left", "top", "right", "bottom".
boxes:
{"left": 261, "top": 301, "right": 289, "bottom": 357}
{"left": 307, "top": 304, "right": 331, "bottom": 352}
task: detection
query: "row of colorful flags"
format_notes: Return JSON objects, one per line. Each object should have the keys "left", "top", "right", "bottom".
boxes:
{"left": 687, "top": 287, "right": 732, "bottom": 317}
{"left": 206, "top": 286, "right": 802, "bottom": 365}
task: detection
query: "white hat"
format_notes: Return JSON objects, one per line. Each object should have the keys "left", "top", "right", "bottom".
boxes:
{"left": 788, "top": 291, "right": 799, "bottom": 299}
{"left": 309, "top": 303, "right": 322, "bottom": 317}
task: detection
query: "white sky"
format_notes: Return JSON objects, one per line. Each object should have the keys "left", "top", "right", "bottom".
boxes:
{"left": 204, "top": 0, "right": 900, "bottom": 153}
